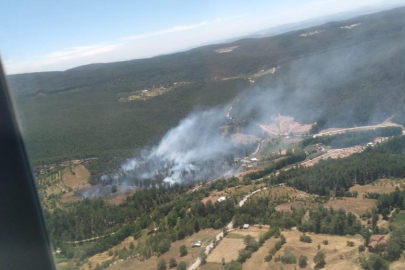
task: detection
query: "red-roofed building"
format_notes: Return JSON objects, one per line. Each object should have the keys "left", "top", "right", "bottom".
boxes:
{"left": 368, "top": 235, "right": 387, "bottom": 251}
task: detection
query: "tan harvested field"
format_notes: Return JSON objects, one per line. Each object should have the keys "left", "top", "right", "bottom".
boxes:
{"left": 349, "top": 179, "right": 405, "bottom": 198}
{"left": 390, "top": 258, "right": 405, "bottom": 270}
{"left": 63, "top": 165, "right": 90, "bottom": 188}
{"left": 243, "top": 236, "right": 279, "bottom": 269}
{"left": 84, "top": 236, "right": 137, "bottom": 270}
{"left": 207, "top": 238, "right": 245, "bottom": 263}
{"left": 106, "top": 229, "right": 219, "bottom": 270}
{"left": 207, "top": 226, "right": 268, "bottom": 264}
{"left": 324, "top": 197, "right": 377, "bottom": 216}
{"left": 199, "top": 262, "right": 223, "bottom": 270}
{"left": 265, "top": 228, "right": 366, "bottom": 270}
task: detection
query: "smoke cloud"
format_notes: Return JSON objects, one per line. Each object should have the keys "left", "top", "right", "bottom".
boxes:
{"left": 101, "top": 20, "right": 405, "bottom": 187}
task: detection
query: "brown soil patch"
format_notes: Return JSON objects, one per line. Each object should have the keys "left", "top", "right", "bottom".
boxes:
{"left": 106, "top": 229, "right": 219, "bottom": 270}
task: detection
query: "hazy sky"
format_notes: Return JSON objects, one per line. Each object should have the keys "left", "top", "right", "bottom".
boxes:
{"left": 0, "top": 0, "right": 403, "bottom": 74}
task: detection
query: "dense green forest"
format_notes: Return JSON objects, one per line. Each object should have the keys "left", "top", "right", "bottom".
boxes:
{"left": 17, "top": 79, "right": 249, "bottom": 165}
{"left": 266, "top": 136, "right": 405, "bottom": 196}
{"left": 299, "top": 127, "right": 402, "bottom": 149}
{"left": 8, "top": 6, "right": 405, "bottom": 167}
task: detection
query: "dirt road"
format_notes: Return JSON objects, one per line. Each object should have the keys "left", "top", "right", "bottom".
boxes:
{"left": 313, "top": 123, "right": 401, "bottom": 138}
{"left": 188, "top": 187, "right": 267, "bottom": 270}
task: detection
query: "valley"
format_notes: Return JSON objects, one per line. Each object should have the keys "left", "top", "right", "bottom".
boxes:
{"left": 7, "top": 5, "right": 405, "bottom": 270}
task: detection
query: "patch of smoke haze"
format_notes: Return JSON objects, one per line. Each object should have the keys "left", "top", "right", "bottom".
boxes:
{"left": 109, "top": 107, "right": 236, "bottom": 185}
{"left": 105, "top": 22, "right": 405, "bottom": 187}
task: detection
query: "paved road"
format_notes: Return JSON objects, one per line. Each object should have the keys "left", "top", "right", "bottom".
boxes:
{"left": 313, "top": 123, "right": 400, "bottom": 138}
{"left": 188, "top": 187, "right": 267, "bottom": 270}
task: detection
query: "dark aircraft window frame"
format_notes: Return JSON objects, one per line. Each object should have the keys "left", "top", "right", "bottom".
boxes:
{"left": 0, "top": 60, "right": 56, "bottom": 270}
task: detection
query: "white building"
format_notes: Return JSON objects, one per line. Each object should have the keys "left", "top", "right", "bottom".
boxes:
{"left": 217, "top": 196, "right": 226, "bottom": 202}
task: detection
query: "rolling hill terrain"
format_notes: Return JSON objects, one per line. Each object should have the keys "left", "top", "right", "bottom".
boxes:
{"left": 8, "top": 6, "right": 405, "bottom": 166}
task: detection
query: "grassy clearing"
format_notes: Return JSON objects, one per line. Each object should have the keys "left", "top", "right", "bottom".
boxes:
{"left": 349, "top": 179, "right": 405, "bottom": 198}
{"left": 201, "top": 183, "right": 266, "bottom": 204}
{"left": 265, "top": 228, "right": 365, "bottom": 270}
{"left": 323, "top": 197, "right": 377, "bottom": 217}
{"left": 206, "top": 226, "right": 268, "bottom": 264}
{"left": 63, "top": 165, "right": 90, "bottom": 188}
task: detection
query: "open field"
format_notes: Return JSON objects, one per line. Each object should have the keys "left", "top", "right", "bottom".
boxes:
{"left": 390, "top": 259, "right": 405, "bottom": 270}
{"left": 349, "top": 179, "right": 405, "bottom": 198}
{"left": 243, "top": 236, "right": 279, "bottom": 269}
{"left": 83, "top": 236, "right": 137, "bottom": 270}
{"left": 266, "top": 228, "right": 365, "bottom": 270}
{"left": 106, "top": 229, "right": 219, "bottom": 270}
{"left": 324, "top": 197, "right": 377, "bottom": 217}
{"left": 63, "top": 165, "right": 90, "bottom": 188}
{"left": 206, "top": 225, "right": 268, "bottom": 264}
{"left": 206, "top": 238, "right": 245, "bottom": 263}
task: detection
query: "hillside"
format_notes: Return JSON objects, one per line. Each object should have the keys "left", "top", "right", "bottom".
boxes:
{"left": 8, "top": 6, "right": 405, "bottom": 165}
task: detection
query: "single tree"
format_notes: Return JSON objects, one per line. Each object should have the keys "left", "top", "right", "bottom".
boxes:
{"left": 169, "top": 258, "right": 177, "bottom": 268}
{"left": 157, "top": 258, "right": 167, "bottom": 270}
{"left": 179, "top": 245, "right": 188, "bottom": 257}
{"left": 314, "top": 251, "right": 326, "bottom": 269}
{"left": 200, "top": 251, "right": 207, "bottom": 265}
{"left": 299, "top": 255, "right": 308, "bottom": 268}
{"left": 177, "top": 261, "right": 187, "bottom": 270}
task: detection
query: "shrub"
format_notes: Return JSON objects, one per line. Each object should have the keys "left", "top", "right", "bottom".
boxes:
{"left": 169, "top": 258, "right": 177, "bottom": 268}
{"left": 322, "top": 240, "right": 328, "bottom": 245}
{"left": 299, "top": 255, "right": 308, "bottom": 268}
{"left": 347, "top": 241, "right": 355, "bottom": 247}
{"left": 179, "top": 245, "right": 188, "bottom": 257}
{"left": 358, "top": 245, "right": 365, "bottom": 252}
{"left": 281, "top": 249, "right": 297, "bottom": 264}
{"left": 157, "top": 258, "right": 167, "bottom": 270}
{"left": 300, "top": 234, "right": 312, "bottom": 243}
{"left": 314, "top": 251, "right": 326, "bottom": 269}
{"left": 177, "top": 261, "right": 187, "bottom": 270}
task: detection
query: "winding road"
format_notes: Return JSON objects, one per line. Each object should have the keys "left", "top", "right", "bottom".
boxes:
{"left": 188, "top": 187, "right": 267, "bottom": 270}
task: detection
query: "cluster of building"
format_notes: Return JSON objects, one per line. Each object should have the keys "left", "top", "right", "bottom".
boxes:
{"left": 240, "top": 158, "right": 260, "bottom": 170}
{"left": 368, "top": 235, "right": 387, "bottom": 251}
